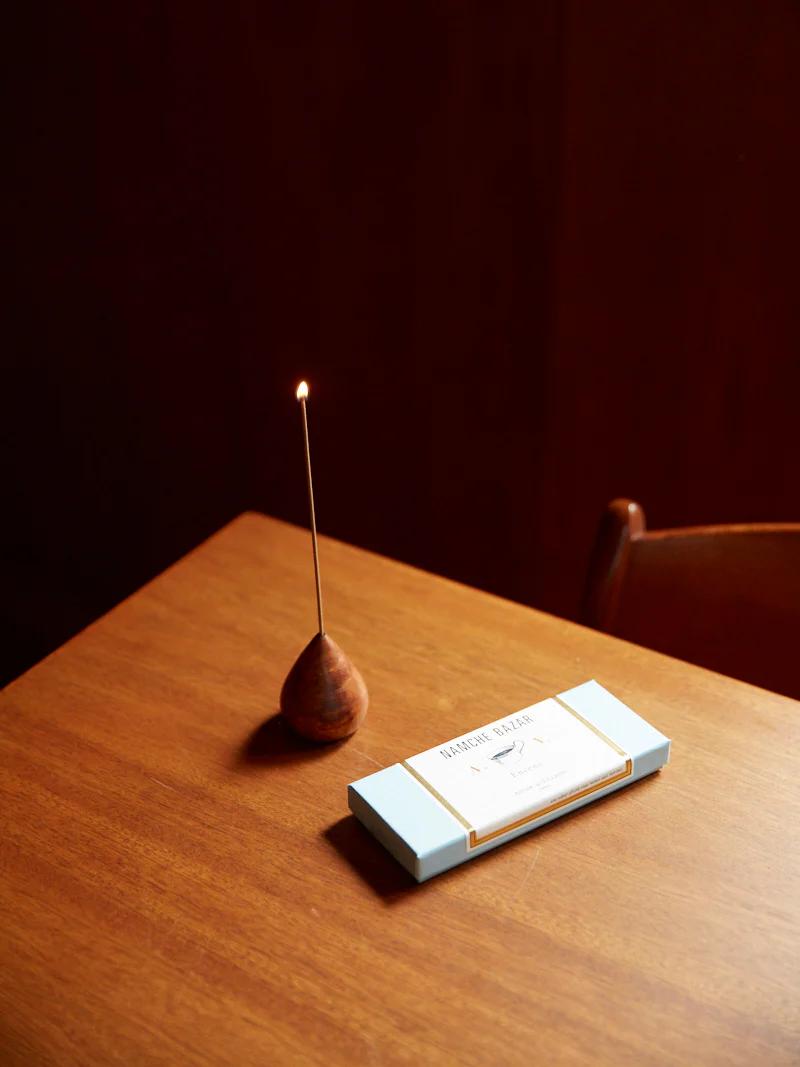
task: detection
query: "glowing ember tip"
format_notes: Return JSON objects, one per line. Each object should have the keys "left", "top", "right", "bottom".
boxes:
{"left": 296, "top": 381, "right": 309, "bottom": 401}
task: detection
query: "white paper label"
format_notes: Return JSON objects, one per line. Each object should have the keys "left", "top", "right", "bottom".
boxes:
{"left": 404, "top": 697, "right": 630, "bottom": 846}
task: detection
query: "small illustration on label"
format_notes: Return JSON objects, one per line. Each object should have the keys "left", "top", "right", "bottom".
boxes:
{"left": 470, "top": 738, "right": 536, "bottom": 772}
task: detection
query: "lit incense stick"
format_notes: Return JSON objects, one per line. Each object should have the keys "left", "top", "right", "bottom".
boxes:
{"left": 296, "top": 381, "right": 325, "bottom": 635}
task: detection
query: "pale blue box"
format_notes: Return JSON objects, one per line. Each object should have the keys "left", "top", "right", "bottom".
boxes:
{"left": 348, "top": 680, "right": 670, "bottom": 882}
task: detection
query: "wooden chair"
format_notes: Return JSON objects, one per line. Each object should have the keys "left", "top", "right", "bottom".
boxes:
{"left": 582, "top": 499, "right": 800, "bottom": 699}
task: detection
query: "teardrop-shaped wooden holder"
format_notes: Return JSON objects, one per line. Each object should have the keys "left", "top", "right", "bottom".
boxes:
{"left": 280, "top": 633, "right": 368, "bottom": 742}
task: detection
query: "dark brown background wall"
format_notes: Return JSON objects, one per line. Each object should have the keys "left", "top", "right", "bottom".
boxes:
{"left": 5, "top": 2, "right": 800, "bottom": 686}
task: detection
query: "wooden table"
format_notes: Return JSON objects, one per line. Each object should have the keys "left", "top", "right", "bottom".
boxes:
{"left": 1, "top": 513, "right": 798, "bottom": 1065}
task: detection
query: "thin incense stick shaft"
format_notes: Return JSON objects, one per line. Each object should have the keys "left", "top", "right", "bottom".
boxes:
{"left": 300, "top": 397, "right": 325, "bottom": 635}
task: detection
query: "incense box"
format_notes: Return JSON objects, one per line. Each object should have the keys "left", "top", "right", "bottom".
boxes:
{"left": 348, "top": 680, "right": 670, "bottom": 881}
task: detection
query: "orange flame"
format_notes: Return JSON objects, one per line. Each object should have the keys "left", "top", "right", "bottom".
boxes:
{"left": 296, "top": 381, "right": 309, "bottom": 400}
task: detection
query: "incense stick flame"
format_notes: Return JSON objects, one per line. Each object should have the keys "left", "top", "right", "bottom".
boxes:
{"left": 296, "top": 381, "right": 309, "bottom": 400}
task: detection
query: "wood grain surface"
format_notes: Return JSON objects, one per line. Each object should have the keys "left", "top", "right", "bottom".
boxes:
{"left": 1, "top": 513, "right": 798, "bottom": 1066}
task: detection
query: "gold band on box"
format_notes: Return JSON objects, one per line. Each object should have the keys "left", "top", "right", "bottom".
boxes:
{"left": 402, "top": 696, "right": 632, "bottom": 848}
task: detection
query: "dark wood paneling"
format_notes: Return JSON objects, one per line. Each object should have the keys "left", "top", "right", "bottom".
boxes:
{"left": 4, "top": 3, "right": 799, "bottom": 685}
{"left": 536, "top": 0, "right": 800, "bottom": 615}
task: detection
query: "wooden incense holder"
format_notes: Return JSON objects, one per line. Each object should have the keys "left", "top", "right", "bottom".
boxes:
{"left": 280, "top": 633, "right": 368, "bottom": 742}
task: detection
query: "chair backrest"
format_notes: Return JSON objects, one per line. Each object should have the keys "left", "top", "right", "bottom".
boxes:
{"left": 582, "top": 499, "right": 800, "bottom": 698}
